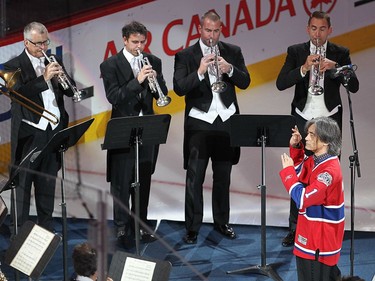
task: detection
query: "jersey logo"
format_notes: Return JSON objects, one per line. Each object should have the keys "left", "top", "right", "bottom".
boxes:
{"left": 284, "top": 174, "right": 292, "bottom": 182}
{"left": 297, "top": 234, "right": 307, "bottom": 245}
{"left": 317, "top": 172, "right": 333, "bottom": 187}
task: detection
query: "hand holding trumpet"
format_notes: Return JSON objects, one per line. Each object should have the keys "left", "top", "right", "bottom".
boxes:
{"left": 136, "top": 63, "right": 156, "bottom": 84}
{"left": 199, "top": 53, "right": 232, "bottom": 76}
{"left": 217, "top": 56, "right": 233, "bottom": 74}
{"left": 198, "top": 53, "right": 215, "bottom": 76}
{"left": 135, "top": 49, "right": 171, "bottom": 106}
{"left": 43, "top": 61, "right": 63, "bottom": 81}
{"left": 302, "top": 54, "right": 336, "bottom": 75}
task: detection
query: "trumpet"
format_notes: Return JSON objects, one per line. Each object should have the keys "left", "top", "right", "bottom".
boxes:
{"left": 41, "top": 50, "right": 85, "bottom": 102}
{"left": 136, "top": 49, "right": 171, "bottom": 107}
{"left": 0, "top": 69, "right": 59, "bottom": 125}
{"left": 308, "top": 38, "right": 325, "bottom": 96}
{"left": 209, "top": 39, "right": 227, "bottom": 93}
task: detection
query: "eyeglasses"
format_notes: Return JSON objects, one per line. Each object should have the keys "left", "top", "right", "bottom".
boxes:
{"left": 27, "top": 39, "right": 51, "bottom": 47}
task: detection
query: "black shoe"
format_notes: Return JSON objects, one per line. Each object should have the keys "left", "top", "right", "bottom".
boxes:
{"left": 140, "top": 229, "right": 157, "bottom": 243}
{"left": 117, "top": 233, "right": 133, "bottom": 249}
{"left": 214, "top": 224, "right": 237, "bottom": 239}
{"left": 282, "top": 230, "right": 295, "bottom": 247}
{"left": 183, "top": 231, "right": 198, "bottom": 244}
{"left": 117, "top": 231, "right": 134, "bottom": 247}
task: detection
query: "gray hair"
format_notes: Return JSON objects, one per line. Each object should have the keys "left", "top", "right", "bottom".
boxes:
{"left": 23, "top": 22, "right": 48, "bottom": 40}
{"left": 305, "top": 117, "right": 342, "bottom": 156}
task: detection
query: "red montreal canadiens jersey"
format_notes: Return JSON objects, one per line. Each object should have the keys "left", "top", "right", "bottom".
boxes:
{"left": 279, "top": 145, "right": 345, "bottom": 266}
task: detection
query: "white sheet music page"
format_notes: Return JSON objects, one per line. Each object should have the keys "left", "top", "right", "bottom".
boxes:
{"left": 121, "top": 257, "right": 156, "bottom": 281}
{"left": 10, "top": 224, "right": 54, "bottom": 275}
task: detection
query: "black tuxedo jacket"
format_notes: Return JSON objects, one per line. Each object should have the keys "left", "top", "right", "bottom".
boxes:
{"left": 100, "top": 50, "right": 168, "bottom": 118}
{"left": 100, "top": 49, "right": 168, "bottom": 181}
{"left": 173, "top": 41, "right": 250, "bottom": 117}
{"left": 276, "top": 41, "right": 359, "bottom": 113}
{"left": 173, "top": 40, "right": 250, "bottom": 168}
{"left": 4, "top": 50, "right": 74, "bottom": 164}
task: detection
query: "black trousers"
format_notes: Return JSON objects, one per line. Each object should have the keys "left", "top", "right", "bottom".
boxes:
{"left": 296, "top": 256, "right": 341, "bottom": 281}
{"left": 184, "top": 117, "right": 236, "bottom": 232}
{"left": 109, "top": 145, "right": 155, "bottom": 236}
{"left": 12, "top": 122, "right": 62, "bottom": 231}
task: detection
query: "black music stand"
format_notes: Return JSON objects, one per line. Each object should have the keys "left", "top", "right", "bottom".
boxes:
{"left": 108, "top": 251, "right": 172, "bottom": 281}
{"left": 0, "top": 147, "right": 38, "bottom": 281}
{"left": 1, "top": 147, "right": 38, "bottom": 229}
{"left": 227, "top": 114, "right": 295, "bottom": 281}
{"left": 30, "top": 118, "right": 95, "bottom": 281}
{"left": 5, "top": 220, "right": 61, "bottom": 279}
{"left": 102, "top": 114, "right": 171, "bottom": 255}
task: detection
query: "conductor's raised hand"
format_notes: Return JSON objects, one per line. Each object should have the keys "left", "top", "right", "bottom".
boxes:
{"left": 281, "top": 153, "right": 294, "bottom": 168}
{"left": 290, "top": 125, "right": 302, "bottom": 147}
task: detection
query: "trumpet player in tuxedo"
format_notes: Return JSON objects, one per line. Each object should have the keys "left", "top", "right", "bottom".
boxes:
{"left": 173, "top": 10, "right": 250, "bottom": 244}
{"left": 276, "top": 11, "right": 359, "bottom": 248}
{"left": 3, "top": 21, "right": 75, "bottom": 232}
{"left": 100, "top": 21, "right": 169, "bottom": 248}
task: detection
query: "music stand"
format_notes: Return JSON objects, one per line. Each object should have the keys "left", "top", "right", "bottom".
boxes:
{"left": 102, "top": 114, "right": 171, "bottom": 255}
{"left": 227, "top": 114, "right": 295, "bottom": 281}
{"left": 4, "top": 220, "right": 61, "bottom": 279}
{"left": 108, "top": 251, "right": 172, "bottom": 281}
{"left": 30, "top": 118, "right": 95, "bottom": 281}
{"left": 1, "top": 147, "right": 38, "bottom": 236}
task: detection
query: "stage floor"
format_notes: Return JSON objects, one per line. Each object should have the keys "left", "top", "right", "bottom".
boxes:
{"left": 0, "top": 217, "right": 374, "bottom": 280}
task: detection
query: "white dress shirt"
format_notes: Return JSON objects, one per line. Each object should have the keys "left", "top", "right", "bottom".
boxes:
{"left": 23, "top": 49, "right": 60, "bottom": 130}
{"left": 123, "top": 48, "right": 143, "bottom": 116}
{"left": 188, "top": 39, "right": 236, "bottom": 124}
{"left": 296, "top": 41, "right": 339, "bottom": 120}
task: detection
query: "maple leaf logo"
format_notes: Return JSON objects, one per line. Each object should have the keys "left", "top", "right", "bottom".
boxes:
{"left": 303, "top": 0, "right": 337, "bottom": 16}
{"left": 311, "top": 0, "right": 333, "bottom": 9}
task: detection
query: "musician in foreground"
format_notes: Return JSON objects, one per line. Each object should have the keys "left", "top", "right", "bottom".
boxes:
{"left": 276, "top": 10, "right": 359, "bottom": 247}
{"left": 173, "top": 10, "right": 250, "bottom": 244}
{"left": 71, "top": 242, "right": 113, "bottom": 281}
{"left": 4, "top": 21, "right": 75, "bottom": 232}
{"left": 100, "top": 21, "right": 169, "bottom": 248}
{"left": 279, "top": 117, "right": 344, "bottom": 281}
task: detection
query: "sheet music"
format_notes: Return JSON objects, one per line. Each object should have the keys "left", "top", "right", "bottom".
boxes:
{"left": 10, "top": 224, "right": 54, "bottom": 275}
{"left": 121, "top": 257, "right": 156, "bottom": 281}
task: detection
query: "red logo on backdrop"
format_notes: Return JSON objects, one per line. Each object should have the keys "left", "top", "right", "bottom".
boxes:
{"left": 303, "top": 0, "right": 337, "bottom": 16}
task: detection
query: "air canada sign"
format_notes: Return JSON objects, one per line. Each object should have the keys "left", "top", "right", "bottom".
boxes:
{"left": 103, "top": 0, "right": 299, "bottom": 60}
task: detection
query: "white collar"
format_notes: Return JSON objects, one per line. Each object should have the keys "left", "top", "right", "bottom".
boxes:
{"left": 25, "top": 48, "right": 45, "bottom": 65}
{"left": 199, "top": 39, "right": 212, "bottom": 55}
{"left": 123, "top": 48, "right": 138, "bottom": 64}
{"left": 76, "top": 275, "right": 94, "bottom": 281}
{"left": 309, "top": 40, "right": 327, "bottom": 53}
